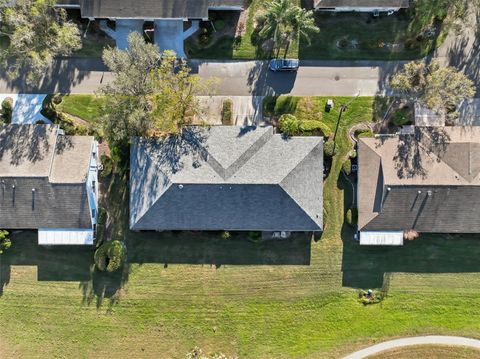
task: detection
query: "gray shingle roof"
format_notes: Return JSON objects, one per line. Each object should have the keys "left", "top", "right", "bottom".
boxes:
{"left": 0, "top": 124, "right": 94, "bottom": 229}
{"left": 358, "top": 127, "right": 480, "bottom": 233}
{"left": 314, "top": 0, "right": 409, "bottom": 8}
{"left": 80, "top": 0, "right": 244, "bottom": 19}
{"left": 130, "top": 126, "right": 323, "bottom": 231}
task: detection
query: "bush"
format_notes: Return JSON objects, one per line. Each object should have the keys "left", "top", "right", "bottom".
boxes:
{"left": 392, "top": 110, "right": 410, "bottom": 126}
{"left": 214, "top": 19, "right": 225, "bottom": 31}
{"left": 323, "top": 140, "right": 336, "bottom": 157}
{"left": 355, "top": 128, "right": 374, "bottom": 138}
{"left": 279, "top": 114, "right": 300, "bottom": 136}
{"left": 0, "top": 230, "right": 11, "bottom": 254}
{"left": 358, "top": 289, "right": 384, "bottom": 305}
{"left": 404, "top": 229, "right": 420, "bottom": 241}
{"left": 222, "top": 98, "right": 233, "bottom": 125}
{"left": 94, "top": 240, "right": 126, "bottom": 272}
{"left": 299, "top": 120, "right": 332, "bottom": 137}
{"left": 100, "top": 154, "right": 114, "bottom": 177}
{"left": 342, "top": 158, "right": 352, "bottom": 175}
{"left": 1, "top": 97, "right": 13, "bottom": 124}
{"left": 248, "top": 231, "right": 261, "bottom": 242}
{"left": 345, "top": 208, "right": 357, "bottom": 227}
{"left": 263, "top": 96, "right": 277, "bottom": 116}
{"left": 97, "top": 207, "right": 107, "bottom": 226}
{"left": 221, "top": 231, "right": 231, "bottom": 240}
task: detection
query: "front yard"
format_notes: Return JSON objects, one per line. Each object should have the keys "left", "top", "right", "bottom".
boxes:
{"left": 186, "top": 1, "right": 448, "bottom": 60}
{"left": 2, "top": 95, "right": 480, "bottom": 358}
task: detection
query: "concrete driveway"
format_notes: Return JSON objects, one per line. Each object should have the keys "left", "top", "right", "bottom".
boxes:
{"left": 0, "top": 94, "right": 50, "bottom": 124}
{"left": 100, "top": 20, "right": 144, "bottom": 50}
{"left": 154, "top": 19, "right": 186, "bottom": 57}
{"left": 197, "top": 96, "right": 264, "bottom": 125}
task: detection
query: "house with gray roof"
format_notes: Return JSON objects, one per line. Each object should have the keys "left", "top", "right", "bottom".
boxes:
{"left": 0, "top": 124, "right": 98, "bottom": 245}
{"left": 130, "top": 126, "right": 323, "bottom": 233}
{"left": 313, "top": 0, "right": 409, "bottom": 13}
{"left": 357, "top": 127, "right": 480, "bottom": 246}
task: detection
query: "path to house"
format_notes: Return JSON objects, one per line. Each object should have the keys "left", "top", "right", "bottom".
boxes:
{"left": 343, "top": 336, "right": 480, "bottom": 359}
{"left": 0, "top": 94, "right": 51, "bottom": 124}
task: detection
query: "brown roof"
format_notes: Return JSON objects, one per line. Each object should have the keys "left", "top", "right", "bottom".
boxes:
{"left": 358, "top": 127, "right": 480, "bottom": 233}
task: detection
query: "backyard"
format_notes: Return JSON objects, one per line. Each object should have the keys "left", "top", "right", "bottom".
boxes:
{"left": 2, "top": 95, "right": 480, "bottom": 358}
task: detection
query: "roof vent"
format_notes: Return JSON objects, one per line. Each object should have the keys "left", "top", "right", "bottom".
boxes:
{"left": 178, "top": 184, "right": 184, "bottom": 189}
{"left": 192, "top": 160, "right": 201, "bottom": 169}
{"left": 387, "top": 187, "right": 391, "bottom": 192}
{"left": 418, "top": 190, "right": 422, "bottom": 194}
{"left": 427, "top": 190, "right": 432, "bottom": 197}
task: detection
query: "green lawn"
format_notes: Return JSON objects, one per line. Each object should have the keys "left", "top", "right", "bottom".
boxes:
{"left": 56, "top": 94, "right": 107, "bottom": 122}
{"left": 2, "top": 97, "right": 480, "bottom": 358}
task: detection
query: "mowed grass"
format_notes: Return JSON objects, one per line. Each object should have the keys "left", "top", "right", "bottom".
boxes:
{"left": 2, "top": 96, "right": 480, "bottom": 358}
{"left": 56, "top": 94, "right": 107, "bottom": 122}
{"left": 367, "top": 345, "right": 480, "bottom": 359}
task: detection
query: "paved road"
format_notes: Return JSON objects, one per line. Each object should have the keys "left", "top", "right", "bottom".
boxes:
{"left": 0, "top": 58, "right": 400, "bottom": 96}
{"left": 343, "top": 335, "right": 480, "bottom": 359}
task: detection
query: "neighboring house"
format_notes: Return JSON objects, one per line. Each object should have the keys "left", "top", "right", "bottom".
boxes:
{"left": 313, "top": 0, "right": 409, "bottom": 13}
{"left": 357, "top": 127, "right": 480, "bottom": 246}
{"left": 0, "top": 124, "right": 98, "bottom": 245}
{"left": 64, "top": 0, "right": 245, "bottom": 20}
{"left": 130, "top": 126, "right": 323, "bottom": 233}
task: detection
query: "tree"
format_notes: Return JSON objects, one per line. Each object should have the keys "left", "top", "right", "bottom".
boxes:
{"left": 0, "top": 230, "right": 11, "bottom": 255}
{"left": 257, "top": 0, "right": 296, "bottom": 57}
{"left": 257, "top": 0, "right": 319, "bottom": 58}
{"left": 283, "top": 6, "right": 319, "bottom": 59}
{"left": 390, "top": 60, "right": 475, "bottom": 120}
{"left": 0, "top": 0, "right": 81, "bottom": 84}
{"left": 99, "top": 33, "right": 216, "bottom": 146}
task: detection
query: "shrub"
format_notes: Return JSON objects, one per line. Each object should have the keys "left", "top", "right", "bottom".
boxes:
{"left": 248, "top": 231, "right": 261, "bottom": 242}
{"left": 1, "top": 97, "right": 13, "bottom": 124}
{"left": 221, "top": 231, "right": 231, "bottom": 240}
{"left": 345, "top": 207, "right": 357, "bottom": 227}
{"left": 94, "top": 240, "right": 126, "bottom": 272}
{"left": 404, "top": 229, "right": 420, "bottom": 241}
{"left": 279, "top": 114, "right": 300, "bottom": 136}
{"left": 349, "top": 149, "right": 357, "bottom": 159}
{"left": 263, "top": 96, "right": 277, "bottom": 116}
{"left": 392, "top": 110, "right": 410, "bottom": 126}
{"left": 342, "top": 158, "right": 352, "bottom": 175}
{"left": 358, "top": 289, "right": 384, "bottom": 305}
{"left": 0, "top": 230, "right": 11, "bottom": 254}
{"left": 299, "top": 120, "right": 332, "bottom": 137}
{"left": 222, "top": 98, "right": 233, "bottom": 125}
{"left": 100, "top": 154, "right": 114, "bottom": 177}
{"left": 214, "top": 19, "right": 225, "bottom": 31}
{"left": 97, "top": 207, "right": 107, "bottom": 226}
{"left": 355, "top": 128, "right": 374, "bottom": 138}
{"left": 323, "top": 140, "right": 336, "bottom": 157}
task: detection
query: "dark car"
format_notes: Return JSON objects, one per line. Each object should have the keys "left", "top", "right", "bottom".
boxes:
{"left": 269, "top": 58, "right": 300, "bottom": 72}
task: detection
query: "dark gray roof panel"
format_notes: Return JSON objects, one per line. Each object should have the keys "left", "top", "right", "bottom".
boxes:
{"left": 80, "top": 0, "right": 243, "bottom": 19}
{"left": 130, "top": 126, "right": 323, "bottom": 231}
{"left": 0, "top": 178, "right": 92, "bottom": 229}
{"left": 363, "top": 186, "right": 480, "bottom": 233}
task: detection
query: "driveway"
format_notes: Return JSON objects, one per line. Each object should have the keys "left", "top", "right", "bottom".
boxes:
{"left": 197, "top": 96, "right": 264, "bottom": 125}
{"left": 0, "top": 94, "right": 50, "bottom": 124}
{"left": 154, "top": 19, "right": 186, "bottom": 57}
{"left": 343, "top": 336, "right": 480, "bottom": 359}
{"left": 100, "top": 20, "right": 144, "bottom": 50}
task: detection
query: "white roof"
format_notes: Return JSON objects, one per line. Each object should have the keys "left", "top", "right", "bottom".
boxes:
{"left": 38, "top": 229, "right": 94, "bottom": 245}
{"left": 360, "top": 231, "right": 403, "bottom": 246}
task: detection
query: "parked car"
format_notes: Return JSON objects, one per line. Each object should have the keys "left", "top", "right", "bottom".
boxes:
{"left": 269, "top": 59, "right": 300, "bottom": 72}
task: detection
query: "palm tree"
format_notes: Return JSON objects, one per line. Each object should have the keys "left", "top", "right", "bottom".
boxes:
{"left": 258, "top": 0, "right": 297, "bottom": 57}
{"left": 283, "top": 7, "right": 319, "bottom": 59}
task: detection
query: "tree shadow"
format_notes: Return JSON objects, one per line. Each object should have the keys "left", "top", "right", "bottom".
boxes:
{"left": 246, "top": 61, "right": 296, "bottom": 97}
{"left": 0, "top": 58, "right": 107, "bottom": 94}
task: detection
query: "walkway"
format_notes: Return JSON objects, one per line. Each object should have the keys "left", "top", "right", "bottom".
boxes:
{"left": 343, "top": 336, "right": 480, "bottom": 359}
